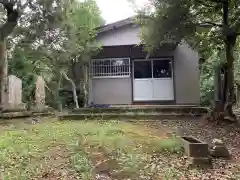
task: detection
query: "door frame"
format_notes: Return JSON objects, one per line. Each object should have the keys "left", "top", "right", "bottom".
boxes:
{"left": 132, "top": 59, "right": 153, "bottom": 101}
{"left": 131, "top": 57, "right": 176, "bottom": 104}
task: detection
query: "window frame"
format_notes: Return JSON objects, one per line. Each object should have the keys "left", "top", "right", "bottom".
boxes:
{"left": 152, "top": 58, "right": 173, "bottom": 79}
{"left": 133, "top": 58, "right": 173, "bottom": 80}
{"left": 91, "top": 57, "right": 131, "bottom": 79}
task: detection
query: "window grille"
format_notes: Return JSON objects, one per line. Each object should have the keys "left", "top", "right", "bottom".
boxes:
{"left": 91, "top": 58, "right": 131, "bottom": 78}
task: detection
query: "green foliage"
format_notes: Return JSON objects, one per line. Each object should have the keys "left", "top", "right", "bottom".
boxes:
{"left": 200, "top": 72, "right": 214, "bottom": 106}
{"left": 135, "top": 0, "right": 240, "bottom": 106}
{"left": 234, "top": 44, "right": 240, "bottom": 86}
{"left": 136, "top": 0, "right": 194, "bottom": 52}
{"left": 60, "top": 0, "right": 101, "bottom": 68}
{"left": 70, "top": 151, "right": 92, "bottom": 179}
{"left": 59, "top": 90, "right": 84, "bottom": 108}
{"left": 9, "top": 48, "right": 35, "bottom": 103}
{"left": 200, "top": 51, "right": 222, "bottom": 106}
{"left": 199, "top": 49, "right": 240, "bottom": 106}
{"left": 9, "top": 48, "right": 54, "bottom": 105}
{"left": 7, "top": 0, "right": 102, "bottom": 107}
{"left": 136, "top": 0, "right": 240, "bottom": 54}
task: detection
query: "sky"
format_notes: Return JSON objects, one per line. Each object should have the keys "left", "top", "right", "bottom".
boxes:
{"left": 97, "top": 0, "right": 148, "bottom": 24}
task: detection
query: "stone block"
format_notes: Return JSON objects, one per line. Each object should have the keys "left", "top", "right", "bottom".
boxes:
{"left": 5, "top": 75, "right": 23, "bottom": 108}
{"left": 35, "top": 76, "right": 46, "bottom": 109}
{"left": 181, "top": 136, "right": 209, "bottom": 158}
{"left": 2, "top": 103, "right": 26, "bottom": 112}
{"left": 209, "top": 146, "right": 230, "bottom": 158}
{"left": 209, "top": 138, "right": 230, "bottom": 159}
{"left": 212, "top": 138, "right": 224, "bottom": 145}
{"left": 31, "top": 106, "right": 53, "bottom": 113}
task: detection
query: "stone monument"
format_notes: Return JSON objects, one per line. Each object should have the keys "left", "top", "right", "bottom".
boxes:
{"left": 35, "top": 76, "right": 46, "bottom": 109}
{"left": 4, "top": 75, "right": 25, "bottom": 110}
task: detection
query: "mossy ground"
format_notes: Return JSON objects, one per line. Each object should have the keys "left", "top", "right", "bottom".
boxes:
{"left": 0, "top": 119, "right": 182, "bottom": 180}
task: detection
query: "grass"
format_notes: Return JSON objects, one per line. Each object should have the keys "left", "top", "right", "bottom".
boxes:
{"left": 0, "top": 119, "right": 183, "bottom": 180}
{"left": 153, "top": 138, "right": 183, "bottom": 154}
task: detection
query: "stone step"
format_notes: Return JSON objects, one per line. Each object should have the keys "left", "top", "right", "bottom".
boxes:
{"left": 0, "top": 112, "right": 54, "bottom": 119}
{"left": 72, "top": 107, "right": 208, "bottom": 114}
{"left": 59, "top": 113, "right": 203, "bottom": 121}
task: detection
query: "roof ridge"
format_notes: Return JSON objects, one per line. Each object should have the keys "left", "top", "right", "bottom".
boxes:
{"left": 97, "top": 16, "right": 136, "bottom": 33}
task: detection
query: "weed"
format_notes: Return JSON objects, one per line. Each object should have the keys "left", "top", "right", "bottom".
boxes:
{"left": 70, "top": 151, "right": 92, "bottom": 179}
{"left": 164, "top": 167, "right": 181, "bottom": 180}
{"left": 0, "top": 119, "right": 183, "bottom": 179}
{"left": 153, "top": 138, "right": 183, "bottom": 154}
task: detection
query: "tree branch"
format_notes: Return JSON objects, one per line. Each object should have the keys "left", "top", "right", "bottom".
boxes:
{"left": 236, "top": 32, "right": 240, "bottom": 36}
{"left": 201, "top": 21, "right": 223, "bottom": 27}
{"left": 61, "top": 71, "right": 79, "bottom": 109}
{"left": 195, "top": 0, "right": 215, "bottom": 8}
{"left": 196, "top": 21, "right": 223, "bottom": 28}
{"left": 0, "top": 1, "right": 19, "bottom": 40}
{"left": 206, "top": 0, "right": 224, "bottom": 3}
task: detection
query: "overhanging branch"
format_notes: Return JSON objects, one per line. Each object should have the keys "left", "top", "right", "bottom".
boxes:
{"left": 202, "top": 21, "right": 223, "bottom": 27}
{"left": 196, "top": 21, "right": 223, "bottom": 28}
{"left": 195, "top": 0, "right": 215, "bottom": 7}
{"left": 206, "top": 0, "right": 224, "bottom": 3}
{"left": 0, "top": 0, "right": 19, "bottom": 40}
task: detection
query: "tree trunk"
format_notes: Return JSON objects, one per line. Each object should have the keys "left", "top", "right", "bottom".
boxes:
{"left": 83, "top": 66, "right": 89, "bottom": 107}
{"left": 224, "top": 35, "right": 237, "bottom": 120}
{"left": 222, "top": 65, "right": 228, "bottom": 104}
{"left": 236, "top": 85, "right": 240, "bottom": 108}
{"left": 0, "top": 2, "right": 19, "bottom": 110}
{"left": 2, "top": 41, "right": 8, "bottom": 108}
{"left": 57, "top": 74, "right": 63, "bottom": 112}
{"left": 209, "top": 0, "right": 238, "bottom": 123}
{"left": 0, "top": 40, "right": 7, "bottom": 109}
{"left": 214, "top": 66, "right": 221, "bottom": 101}
{"left": 62, "top": 72, "right": 79, "bottom": 109}
{"left": 211, "top": 0, "right": 237, "bottom": 122}
{"left": 71, "top": 60, "right": 77, "bottom": 85}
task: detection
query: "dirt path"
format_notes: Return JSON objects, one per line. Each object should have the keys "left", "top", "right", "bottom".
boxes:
{"left": 140, "top": 119, "right": 240, "bottom": 180}
{"left": 32, "top": 145, "right": 79, "bottom": 180}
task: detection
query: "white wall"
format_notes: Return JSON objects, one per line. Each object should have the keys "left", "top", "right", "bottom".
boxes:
{"left": 174, "top": 42, "right": 200, "bottom": 105}
{"left": 92, "top": 25, "right": 201, "bottom": 105}
{"left": 91, "top": 78, "right": 132, "bottom": 105}
{"left": 96, "top": 25, "right": 141, "bottom": 46}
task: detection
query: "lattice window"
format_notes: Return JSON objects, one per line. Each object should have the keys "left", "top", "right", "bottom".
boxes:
{"left": 91, "top": 58, "right": 131, "bottom": 78}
